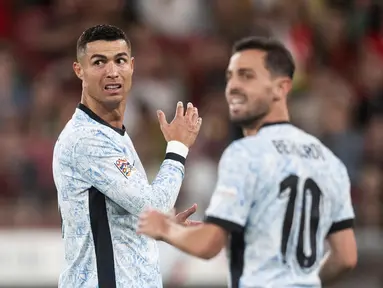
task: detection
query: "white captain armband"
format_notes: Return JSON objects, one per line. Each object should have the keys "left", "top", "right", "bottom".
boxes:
{"left": 165, "top": 141, "right": 189, "bottom": 165}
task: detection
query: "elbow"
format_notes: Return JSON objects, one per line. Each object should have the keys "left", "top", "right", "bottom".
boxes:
{"left": 196, "top": 225, "right": 227, "bottom": 260}
{"left": 342, "top": 254, "right": 357, "bottom": 271}
{"left": 195, "top": 240, "right": 223, "bottom": 260}
{"left": 333, "top": 250, "right": 357, "bottom": 272}
{"left": 197, "top": 245, "right": 221, "bottom": 260}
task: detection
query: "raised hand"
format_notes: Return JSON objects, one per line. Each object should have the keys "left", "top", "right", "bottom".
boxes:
{"left": 157, "top": 102, "right": 202, "bottom": 148}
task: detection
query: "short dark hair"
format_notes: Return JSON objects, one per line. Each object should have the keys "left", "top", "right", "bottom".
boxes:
{"left": 76, "top": 24, "right": 131, "bottom": 59}
{"left": 232, "top": 36, "right": 295, "bottom": 79}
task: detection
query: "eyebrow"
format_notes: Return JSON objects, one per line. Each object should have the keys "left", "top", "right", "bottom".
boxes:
{"left": 90, "top": 52, "right": 129, "bottom": 60}
{"left": 226, "top": 67, "right": 255, "bottom": 75}
{"left": 238, "top": 68, "right": 254, "bottom": 73}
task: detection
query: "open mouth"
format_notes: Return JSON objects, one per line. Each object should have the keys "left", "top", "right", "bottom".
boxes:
{"left": 229, "top": 97, "right": 246, "bottom": 112}
{"left": 104, "top": 84, "right": 122, "bottom": 91}
{"left": 230, "top": 98, "right": 246, "bottom": 105}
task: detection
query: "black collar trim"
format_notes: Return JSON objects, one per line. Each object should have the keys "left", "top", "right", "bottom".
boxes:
{"left": 259, "top": 121, "right": 290, "bottom": 130}
{"left": 77, "top": 103, "right": 126, "bottom": 136}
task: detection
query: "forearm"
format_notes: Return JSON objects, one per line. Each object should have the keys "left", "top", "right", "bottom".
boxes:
{"left": 162, "top": 223, "right": 222, "bottom": 259}
{"left": 93, "top": 160, "right": 183, "bottom": 215}
{"left": 105, "top": 145, "right": 186, "bottom": 215}
{"left": 319, "top": 252, "right": 352, "bottom": 286}
{"left": 149, "top": 159, "right": 185, "bottom": 212}
{"left": 147, "top": 141, "right": 188, "bottom": 212}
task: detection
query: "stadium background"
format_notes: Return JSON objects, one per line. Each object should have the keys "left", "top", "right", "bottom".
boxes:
{"left": 0, "top": 0, "right": 382, "bottom": 287}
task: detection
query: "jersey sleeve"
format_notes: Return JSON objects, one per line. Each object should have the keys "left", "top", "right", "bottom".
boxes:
{"left": 328, "top": 165, "right": 355, "bottom": 235}
{"left": 204, "top": 141, "right": 257, "bottom": 233}
{"left": 73, "top": 132, "right": 186, "bottom": 216}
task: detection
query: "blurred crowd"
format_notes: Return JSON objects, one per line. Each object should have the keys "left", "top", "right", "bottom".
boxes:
{"left": 0, "top": 0, "right": 382, "bottom": 234}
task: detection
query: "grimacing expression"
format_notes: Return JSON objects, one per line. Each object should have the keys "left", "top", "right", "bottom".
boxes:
{"left": 73, "top": 40, "right": 134, "bottom": 108}
{"left": 225, "top": 50, "right": 275, "bottom": 128}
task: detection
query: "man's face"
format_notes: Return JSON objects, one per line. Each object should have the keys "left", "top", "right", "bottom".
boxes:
{"left": 73, "top": 40, "right": 134, "bottom": 108}
{"left": 225, "top": 49, "right": 274, "bottom": 128}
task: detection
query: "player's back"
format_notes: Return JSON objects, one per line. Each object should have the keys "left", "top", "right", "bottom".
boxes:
{"left": 236, "top": 122, "right": 352, "bottom": 288}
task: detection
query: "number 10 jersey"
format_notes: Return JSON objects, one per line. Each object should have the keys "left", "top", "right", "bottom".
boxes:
{"left": 205, "top": 122, "right": 354, "bottom": 288}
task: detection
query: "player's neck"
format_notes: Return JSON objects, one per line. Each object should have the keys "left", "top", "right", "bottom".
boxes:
{"left": 243, "top": 109, "right": 290, "bottom": 137}
{"left": 81, "top": 95, "right": 126, "bottom": 130}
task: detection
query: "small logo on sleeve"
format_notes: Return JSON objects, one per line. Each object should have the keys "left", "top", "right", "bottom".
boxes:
{"left": 114, "top": 158, "right": 136, "bottom": 178}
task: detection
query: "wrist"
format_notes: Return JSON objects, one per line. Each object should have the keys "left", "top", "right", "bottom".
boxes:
{"left": 165, "top": 141, "right": 189, "bottom": 165}
{"left": 160, "top": 220, "right": 173, "bottom": 243}
{"left": 166, "top": 141, "right": 189, "bottom": 157}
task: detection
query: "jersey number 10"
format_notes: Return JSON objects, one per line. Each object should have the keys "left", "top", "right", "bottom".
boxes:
{"left": 279, "top": 175, "right": 322, "bottom": 269}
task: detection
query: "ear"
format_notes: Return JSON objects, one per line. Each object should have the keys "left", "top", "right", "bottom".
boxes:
{"left": 73, "top": 62, "right": 84, "bottom": 80}
{"left": 130, "top": 57, "right": 135, "bottom": 75}
{"left": 272, "top": 77, "right": 292, "bottom": 101}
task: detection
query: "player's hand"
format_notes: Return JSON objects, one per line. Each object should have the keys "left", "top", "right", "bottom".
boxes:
{"left": 137, "top": 209, "right": 170, "bottom": 241}
{"left": 157, "top": 101, "right": 202, "bottom": 148}
{"left": 173, "top": 204, "right": 202, "bottom": 227}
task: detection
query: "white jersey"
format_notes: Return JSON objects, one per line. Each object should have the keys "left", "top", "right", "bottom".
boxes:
{"left": 205, "top": 122, "right": 355, "bottom": 288}
{"left": 52, "top": 104, "right": 186, "bottom": 288}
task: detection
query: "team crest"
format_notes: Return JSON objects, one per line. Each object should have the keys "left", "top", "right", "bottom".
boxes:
{"left": 114, "top": 158, "right": 136, "bottom": 178}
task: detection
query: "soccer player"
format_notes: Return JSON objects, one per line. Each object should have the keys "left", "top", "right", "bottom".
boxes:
{"left": 52, "top": 24, "right": 202, "bottom": 288}
{"left": 138, "top": 36, "right": 358, "bottom": 288}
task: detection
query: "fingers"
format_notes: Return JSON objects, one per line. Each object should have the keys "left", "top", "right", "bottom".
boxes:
{"left": 137, "top": 217, "right": 148, "bottom": 228}
{"left": 185, "top": 102, "right": 194, "bottom": 118}
{"left": 139, "top": 208, "right": 156, "bottom": 222}
{"left": 137, "top": 222, "right": 148, "bottom": 235}
{"left": 175, "top": 101, "right": 184, "bottom": 118}
{"left": 157, "top": 110, "right": 168, "bottom": 127}
{"left": 173, "top": 101, "right": 200, "bottom": 125}
{"left": 185, "top": 203, "right": 197, "bottom": 216}
{"left": 191, "top": 108, "right": 198, "bottom": 123}
{"left": 175, "top": 203, "right": 198, "bottom": 222}
{"left": 137, "top": 209, "right": 157, "bottom": 234}
{"left": 188, "top": 220, "right": 203, "bottom": 226}
{"left": 137, "top": 209, "right": 170, "bottom": 240}
{"left": 194, "top": 117, "right": 202, "bottom": 132}
{"left": 137, "top": 217, "right": 146, "bottom": 234}
{"left": 185, "top": 102, "right": 200, "bottom": 125}
{"left": 165, "top": 101, "right": 201, "bottom": 147}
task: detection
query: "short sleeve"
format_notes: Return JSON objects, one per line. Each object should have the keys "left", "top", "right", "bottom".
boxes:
{"left": 205, "top": 141, "right": 257, "bottom": 233}
{"left": 328, "top": 165, "right": 355, "bottom": 235}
